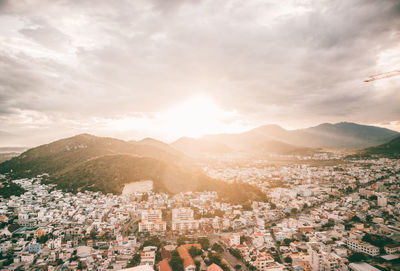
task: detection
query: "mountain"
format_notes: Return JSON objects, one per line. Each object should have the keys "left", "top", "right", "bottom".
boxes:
{"left": 295, "top": 122, "right": 399, "bottom": 148}
{"left": 172, "top": 122, "right": 399, "bottom": 156}
{"left": 171, "top": 137, "right": 232, "bottom": 157}
{"left": 0, "top": 134, "right": 266, "bottom": 204}
{"left": 0, "top": 133, "right": 185, "bottom": 179}
{"left": 130, "top": 137, "right": 184, "bottom": 158}
{"left": 361, "top": 135, "right": 400, "bottom": 158}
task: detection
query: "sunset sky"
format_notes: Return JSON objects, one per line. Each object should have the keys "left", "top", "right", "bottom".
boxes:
{"left": 1, "top": 0, "right": 400, "bottom": 146}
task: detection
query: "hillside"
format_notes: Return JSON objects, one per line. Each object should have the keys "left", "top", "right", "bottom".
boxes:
{"left": 130, "top": 137, "right": 184, "bottom": 158}
{"left": 172, "top": 122, "right": 399, "bottom": 156}
{"left": 0, "top": 133, "right": 186, "bottom": 179}
{"left": 361, "top": 136, "right": 400, "bottom": 158}
{"left": 0, "top": 134, "right": 266, "bottom": 204}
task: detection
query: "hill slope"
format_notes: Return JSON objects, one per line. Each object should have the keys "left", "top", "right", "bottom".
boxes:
{"left": 0, "top": 133, "right": 185, "bottom": 179}
{"left": 0, "top": 134, "right": 266, "bottom": 204}
{"left": 361, "top": 136, "right": 400, "bottom": 158}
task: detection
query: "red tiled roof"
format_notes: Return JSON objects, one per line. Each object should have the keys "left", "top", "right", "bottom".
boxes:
{"left": 177, "top": 244, "right": 201, "bottom": 268}
{"left": 207, "top": 263, "right": 223, "bottom": 271}
{"left": 159, "top": 259, "right": 172, "bottom": 271}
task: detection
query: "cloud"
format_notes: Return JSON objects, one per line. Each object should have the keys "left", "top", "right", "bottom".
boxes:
{"left": 0, "top": 0, "right": 400, "bottom": 145}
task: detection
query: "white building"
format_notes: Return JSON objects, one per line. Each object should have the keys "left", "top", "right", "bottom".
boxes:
{"left": 172, "top": 208, "right": 199, "bottom": 232}
{"left": 346, "top": 239, "right": 379, "bottom": 256}
{"left": 138, "top": 209, "right": 166, "bottom": 233}
{"left": 378, "top": 196, "right": 387, "bottom": 207}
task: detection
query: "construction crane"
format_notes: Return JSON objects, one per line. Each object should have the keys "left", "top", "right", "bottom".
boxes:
{"left": 364, "top": 69, "right": 400, "bottom": 82}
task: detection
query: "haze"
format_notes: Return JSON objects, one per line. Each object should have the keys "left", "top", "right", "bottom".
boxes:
{"left": 1, "top": 0, "right": 400, "bottom": 146}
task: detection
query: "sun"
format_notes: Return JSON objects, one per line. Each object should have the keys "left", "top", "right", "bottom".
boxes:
{"left": 161, "top": 95, "right": 237, "bottom": 138}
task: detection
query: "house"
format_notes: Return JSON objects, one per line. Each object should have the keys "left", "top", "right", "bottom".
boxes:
{"left": 207, "top": 263, "right": 223, "bottom": 271}
{"left": 140, "top": 246, "right": 157, "bottom": 266}
{"left": 177, "top": 244, "right": 201, "bottom": 271}
{"left": 158, "top": 259, "right": 172, "bottom": 271}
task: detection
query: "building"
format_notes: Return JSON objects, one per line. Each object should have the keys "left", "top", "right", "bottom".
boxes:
{"left": 139, "top": 209, "right": 166, "bottom": 233}
{"left": 254, "top": 253, "right": 275, "bottom": 271}
{"left": 378, "top": 196, "right": 387, "bottom": 207}
{"left": 121, "top": 266, "right": 155, "bottom": 271}
{"left": 140, "top": 246, "right": 157, "bottom": 266}
{"left": 308, "top": 243, "right": 341, "bottom": 271}
{"left": 222, "top": 233, "right": 240, "bottom": 247}
{"left": 349, "top": 262, "right": 380, "bottom": 271}
{"left": 346, "top": 239, "right": 379, "bottom": 256}
{"left": 158, "top": 259, "right": 172, "bottom": 271}
{"left": 207, "top": 263, "right": 223, "bottom": 271}
{"left": 384, "top": 244, "right": 400, "bottom": 254}
{"left": 177, "top": 244, "right": 201, "bottom": 271}
{"left": 172, "top": 208, "right": 199, "bottom": 232}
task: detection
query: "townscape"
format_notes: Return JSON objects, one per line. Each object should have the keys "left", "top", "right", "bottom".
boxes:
{"left": 1, "top": 156, "right": 400, "bottom": 271}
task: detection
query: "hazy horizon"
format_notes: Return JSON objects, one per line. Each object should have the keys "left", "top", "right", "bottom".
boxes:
{"left": 1, "top": 0, "right": 400, "bottom": 146}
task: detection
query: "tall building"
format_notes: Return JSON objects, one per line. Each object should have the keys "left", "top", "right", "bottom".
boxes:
{"left": 138, "top": 209, "right": 166, "bottom": 233}
{"left": 172, "top": 208, "right": 199, "bottom": 232}
{"left": 307, "top": 243, "right": 342, "bottom": 271}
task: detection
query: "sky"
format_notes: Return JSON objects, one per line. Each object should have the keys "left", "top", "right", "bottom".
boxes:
{"left": 1, "top": 0, "right": 400, "bottom": 146}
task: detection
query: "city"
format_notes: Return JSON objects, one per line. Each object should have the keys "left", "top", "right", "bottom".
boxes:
{"left": 1, "top": 155, "right": 399, "bottom": 270}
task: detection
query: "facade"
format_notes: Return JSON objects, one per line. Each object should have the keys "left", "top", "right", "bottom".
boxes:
{"left": 346, "top": 239, "right": 379, "bottom": 256}
{"left": 384, "top": 244, "right": 400, "bottom": 254}
{"left": 140, "top": 246, "right": 157, "bottom": 266}
{"left": 138, "top": 209, "right": 166, "bottom": 233}
{"left": 172, "top": 208, "right": 199, "bottom": 232}
{"left": 308, "top": 243, "right": 341, "bottom": 271}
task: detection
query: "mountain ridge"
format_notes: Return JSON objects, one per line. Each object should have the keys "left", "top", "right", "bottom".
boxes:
{"left": 0, "top": 134, "right": 266, "bottom": 204}
{"left": 171, "top": 122, "right": 399, "bottom": 156}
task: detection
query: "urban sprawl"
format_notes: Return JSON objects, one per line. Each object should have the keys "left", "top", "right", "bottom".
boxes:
{"left": 1, "top": 157, "right": 400, "bottom": 271}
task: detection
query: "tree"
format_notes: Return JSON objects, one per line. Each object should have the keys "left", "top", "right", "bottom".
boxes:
{"left": 90, "top": 227, "right": 98, "bottom": 239}
{"left": 229, "top": 248, "right": 242, "bottom": 259}
{"left": 127, "top": 254, "right": 141, "bottom": 268}
{"left": 170, "top": 250, "right": 184, "bottom": 271}
{"left": 234, "top": 264, "right": 242, "bottom": 270}
{"left": 290, "top": 208, "right": 298, "bottom": 215}
{"left": 270, "top": 203, "right": 276, "bottom": 209}
{"left": 212, "top": 243, "right": 224, "bottom": 253}
{"left": 348, "top": 253, "right": 366, "bottom": 262}
{"left": 189, "top": 246, "right": 202, "bottom": 258}
{"left": 284, "top": 256, "right": 292, "bottom": 264}
{"left": 142, "top": 236, "right": 161, "bottom": 249}
{"left": 198, "top": 237, "right": 210, "bottom": 250}
{"left": 369, "top": 195, "right": 378, "bottom": 201}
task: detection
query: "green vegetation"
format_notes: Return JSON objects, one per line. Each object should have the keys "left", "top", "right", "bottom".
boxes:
{"left": 362, "top": 233, "right": 395, "bottom": 248}
{"left": 211, "top": 243, "right": 224, "bottom": 253}
{"left": 169, "top": 250, "right": 184, "bottom": 271}
{"left": 0, "top": 134, "right": 267, "bottom": 203}
{"left": 361, "top": 135, "right": 400, "bottom": 158}
{"left": 189, "top": 246, "right": 203, "bottom": 258}
{"left": 348, "top": 252, "right": 366, "bottom": 262}
{"left": 0, "top": 181, "right": 25, "bottom": 198}
{"left": 205, "top": 252, "right": 230, "bottom": 271}
{"left": 198, "top": 237, "right": 210, "bottom": 250}
{"left": 283, "top": 256, "right": 292, "bottom": 263}
{"left": 229, "top": 248, "right": 242, "bottom": 259}
{"left": 126, "top": 254, "right": 141, "bottom": 268}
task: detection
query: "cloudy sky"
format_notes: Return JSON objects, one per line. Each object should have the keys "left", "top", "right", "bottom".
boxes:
{"left": 1, "top": 0, "right": 400, "bottom": 146}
